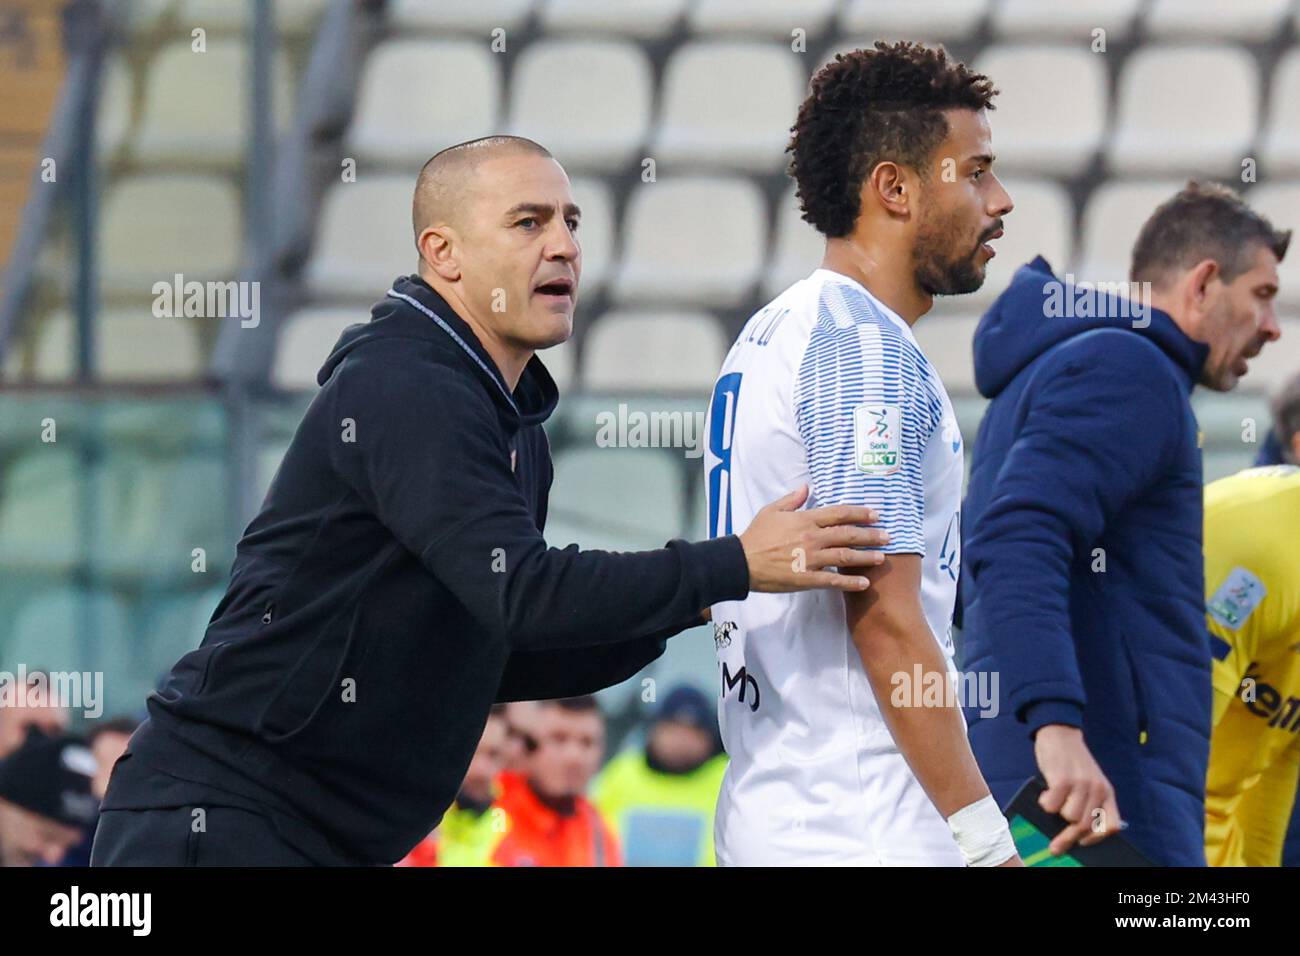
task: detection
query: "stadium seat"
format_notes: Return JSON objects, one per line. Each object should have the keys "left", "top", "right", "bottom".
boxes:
{"left": 912, "top": 315, "right": 980, "bottom": 394}
{"left": 7, "top": 587, "right": 134, "bottom": 708}
{"left": 652, "top": 41, "right": 804, "bottom": 174}
{"left": 33, "top": 309, "right": 205, "bottom": 383}
{"left": 582, "top": 311, "right": 726, "bottom": 392}
{"left": 0, "top": 446, "right": 79, "bottom": 574}
{"left": 1261, "top": 49, "right": 1300, "bottom": 175}
{"left": 506, "top": 39, "right": 652, "bottom": 172}
{"left": 971, "top": 177, "right": 1074, "bottom": 308}
{"left": 840, "top": 0, "right": 989, "bottom": 42}
{"left": 1245, "top": 182, "right": 1300, "bottom": 309}
{"left": 687, "top": 0, "right": 838, "bottom": 38}
{"left": 539, "top": 0, "right": 688, "bottom": 38}
{"left": 569, "top": 176, "right": 615, "bottom": 294}
{"left": 388, "top": 0, "right": 535, "bottom": 32}
{"left": 973, "top": 45, "right": 1107, "bottom": 178}
{"left": 139, "top": 587, "right": 225, "bottom": 675}
{"left": 765, "top": 182, "right": 823, "bottom": 300}
{"left": 990, "top": 0, "right": 1142, "bottom": 39}
{"left": 547, "top": 447, "right": 686, "bottom": 550}
{"left": 1144, "top": 0, "right": 1292, "bottom": 42}
{"left": 348, "top": 40, "right": 499, "bottom": 167}
{"left": 180, "top": 0, "right": 330, "bottom": 35}
{"left": 98, "top": 54, "right": 134, "bottom": 160}
{"left": 99, "top": 174, "right": 242, "bottom": 300}
{"left": 537, "top": 336, "right": 575, "bottom": 394}
{"left": 303, "top": 177, "right": 414, "bottom": 302}
{"left": 1074, "top": 178, "right": 1189, "bottom": 283}
{"left": 611, "top": 176, "right": 766, "bottom": 308}
{"left": 1108, "top": 46, "right": 1259, "bottom": 176}
{"left": 273, "top": 307, "right": 365, "bottom": 391}
{"left": 132, "top": 40, "right": 292, "bottom": 168}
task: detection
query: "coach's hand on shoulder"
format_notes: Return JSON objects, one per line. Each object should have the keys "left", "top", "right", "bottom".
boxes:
{"left": 738, "top": 484, "right": 888, "bottom": 593}
{"left": 1034, "top": 724, "right": 1124, "bottom": 856}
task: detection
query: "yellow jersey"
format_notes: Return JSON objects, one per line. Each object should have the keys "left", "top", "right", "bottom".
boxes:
{"left": 1204, "top": 465, "right": 1300, "bottom": 866}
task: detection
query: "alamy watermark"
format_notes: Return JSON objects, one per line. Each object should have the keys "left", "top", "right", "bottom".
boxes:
{"left": 1042, "top": 276, "right": 1152, "bottom": 329}
{"left": 595, "top": 403, "right": 706, "bottom": 459}
{"left": 0, "top": 665, "right": 103, "bottom": 719}
{"left": 890, "top": 665, "right": 999, "bottom": 719}
{"left": 152, "top": 273, "right": 260, "bottom": 328}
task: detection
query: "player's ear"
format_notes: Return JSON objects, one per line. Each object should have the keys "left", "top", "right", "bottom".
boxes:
{"left": 418, "top": 225, "right": 462, "bottom": 282}
{"left": 868, "top": 160, "right": 910, "bottom": 218}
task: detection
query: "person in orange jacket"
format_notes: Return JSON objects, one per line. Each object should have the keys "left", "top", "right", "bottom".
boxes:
{"left": 491, "top": 696, "right": 621, "bottom": 867}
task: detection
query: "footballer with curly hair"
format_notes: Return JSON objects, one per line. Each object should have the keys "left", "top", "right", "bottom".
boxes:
{"left": 702, "top": 41, "right": 1019, "bottom": 865}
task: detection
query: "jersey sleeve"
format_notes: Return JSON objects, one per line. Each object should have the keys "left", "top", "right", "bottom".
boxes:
{"left": 793, "top": 313, "right": 942, "bottom": 555}
{"left": 1206, "top": 563, "right": 1268, "bottom": 704}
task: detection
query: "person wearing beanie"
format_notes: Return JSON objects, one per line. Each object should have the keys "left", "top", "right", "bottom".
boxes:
{"left": 593, "top": 684, "right": 728, "bottom": 866}
{"left": 0, "top": 729, "right": 99, "bottom": 867}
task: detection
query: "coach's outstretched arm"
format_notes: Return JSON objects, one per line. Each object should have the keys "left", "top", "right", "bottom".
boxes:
{"left": 964, "top": 334, "right": 1188, "bottom": 854}
{"left": 848, "top": 557, "right": 1021, "bottom": 867}
{"left": 333, "top": 362, "right": 887, "bottom": 652}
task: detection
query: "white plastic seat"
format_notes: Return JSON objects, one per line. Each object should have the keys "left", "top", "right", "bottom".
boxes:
{"left": 388, "top": 0, "right": 536, "bottom": 33}
{"left": 582, "top": 311, "right": 726, "bottom": 392}
{"left": 1261, "top": 49, "right": 1300, "bottom": 176}
{"left": 98, "top": 55, "right": 134, "bottom": 159}
{"left": 687, "top": 0, "right": 838, "bottom": 37}
{"left": 652, "top": 41, "right": 804, "bottom": 173}
{"left": 548, "top": 447, "right": 685, "bottom": 550}
{"left": 569, "top": 176, "right": 614, "bottom": 294}
{"left": 272, "top": 308, "right": 365, "bottom": 390}
{"left": 972, "top": 177, "right": 1074, "bottom": 308}
{"left": 912, "top": 315, "right": 980, "bottom": 393}
{"left": 1108, "top": 45, "right": 1259, "bottom": 176}
{"left": 34, "top": 310, "right": 204, "bottom": 382}
{"left": 1074, "top": 178, "right": 1190, "bottom": 283}
{"left": 1144, "top": 0, "right": 1292, "bottom": 42}
{"left": 611, "top": 176, "right": 766, "bottom": 308}
{"left": 539, "top": 0, "right": 688, "bottom": 38}
{"left": 133, "top": 40, "right": 292, "bottom": 168}
{"left": 840, "top": 0, "right": 989, "bottom": 41}
{"left": 180, "top": 0, "right": 329, "bottom": 35}
{"left": 506, "top": 39, "right": 652, "bottom": 172}
{"left": 973, "top": 45, "right": 1107, "bottom": 177}
{"left": 304, "top": 178, "right": 415, "bottom": 301}
{"left": 1245, "top": 182, "right": 1300, "bottom": 309}
{"left": 348, "top": 40, "right": 499, "bottom": 167}
{"left": 765, "top": 182, "right": 824, "bottom": 300}
{"left": 990, "top": 0, "right": 1142, "bottom": 40}
{"left": 99, "top": 175, "right": 242, "bottom": 299}
{"left": 536, "top": 337, "right": 575, "bottom": 394}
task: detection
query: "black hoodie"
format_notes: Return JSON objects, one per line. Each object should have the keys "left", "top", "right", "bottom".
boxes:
{"left": 101, "top": 276, "right": 749, "bottom": 865}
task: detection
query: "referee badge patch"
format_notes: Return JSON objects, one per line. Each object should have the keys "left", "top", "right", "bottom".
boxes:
{"left": 853, "top": 404, "right": 901, "bottom": 475}
{"left": 1208, "top": 566, "right": 1266, "bottom": 631}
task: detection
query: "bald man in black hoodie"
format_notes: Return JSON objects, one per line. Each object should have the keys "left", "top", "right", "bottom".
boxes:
{"left": 91, "top": 137, "right": 890, "bottom": 866}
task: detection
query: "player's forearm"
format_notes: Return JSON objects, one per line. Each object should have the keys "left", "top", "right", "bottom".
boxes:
{"left": 852, "top": 612, "right": 991, "bottom": 818}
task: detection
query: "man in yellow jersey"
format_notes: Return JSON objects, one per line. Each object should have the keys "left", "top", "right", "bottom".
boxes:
{"left": 1204, "top": 450, "right": 1300, "bottom": 865}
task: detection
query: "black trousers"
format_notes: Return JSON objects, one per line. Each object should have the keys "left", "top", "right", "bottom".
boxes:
{"left": 91, "top": 805, "right": 317, "bottom": 867}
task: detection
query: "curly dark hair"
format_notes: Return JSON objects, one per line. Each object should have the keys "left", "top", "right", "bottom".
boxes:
{"left": 787, "top": 42, "right": 998, "bottom": 238}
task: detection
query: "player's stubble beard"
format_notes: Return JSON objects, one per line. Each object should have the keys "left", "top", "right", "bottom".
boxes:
{"left": 912, "top": 200, "right": 997, "bottom": 298}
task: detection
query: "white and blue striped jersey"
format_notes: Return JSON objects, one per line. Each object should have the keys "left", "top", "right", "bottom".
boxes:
{"left": 702, "top": 268, "right": 966, "bottom": 865}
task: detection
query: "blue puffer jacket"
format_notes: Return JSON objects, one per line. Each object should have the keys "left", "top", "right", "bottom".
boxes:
{"left": 960, "top": 256, "right": 1212, "bottom": 867}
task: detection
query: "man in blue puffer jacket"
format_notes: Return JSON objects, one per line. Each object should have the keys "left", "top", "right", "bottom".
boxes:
{"left": 960, "top": 182, "right": 1288, "bottom": 866}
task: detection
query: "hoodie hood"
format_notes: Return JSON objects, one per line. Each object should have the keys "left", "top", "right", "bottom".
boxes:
{"left": 973, "top": 256, "right": 1209, "bottom": 399}
{"left": 316, "top": 274, "right": 559, "bottom": 429}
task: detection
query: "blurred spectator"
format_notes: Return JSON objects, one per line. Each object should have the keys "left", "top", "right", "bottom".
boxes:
{"left": 88, "top": 716, "right": 140, "bottom": 801}
{"left": 398, "top": 704, "right": 509, "bottom": 867}
{"left": 0, "top": 669, "right": 71, "bottom": 759}
{"left": 593, "top": 685, "right": 727, "bottom": 866}
{"left": 501, "top": 700, "right": 542, "bottom": 772}
{"left": 0, "top": 729, "right": 98, "bottom": 866}
{"left": 1255, "top": 370, "right": 1300, "bottom": 466}
{"left": 491, "top": 696, "right": 620, "bottom": 866}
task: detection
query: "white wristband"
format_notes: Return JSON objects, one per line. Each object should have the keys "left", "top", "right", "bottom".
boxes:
{"left": 947, "top": 795, "right": 1017, "bottom": 867}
